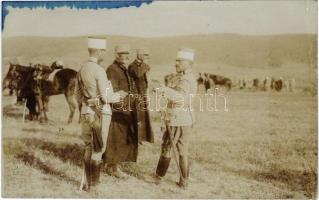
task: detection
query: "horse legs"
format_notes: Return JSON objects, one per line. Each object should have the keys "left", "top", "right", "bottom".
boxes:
{"left": 78, "top": 103, "right": 82, "bottom": 124}
{"left": 226, "top": 81, "right": 232, "bottom": 91}
{"left": 35, "top": 94, "right": 45, "bottom": 123}
{"left": 26, "top": 95, "right": 37, "bottom": 121}
{"left": 42, "top": 96, "right": 50, "bottom": 123}
{"left": 65, "top": 93, "right": 76, "bottom": 124}
{"left": 204, "top": 81, "right": 210, "bottom": 93}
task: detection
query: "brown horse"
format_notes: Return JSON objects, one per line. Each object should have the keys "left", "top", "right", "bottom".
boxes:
{"left": 3, "top": 63, "right": 38, "bottom": 120}
{"left": 3, "top": 62, "right": 32, "bottom": 97}
{"left": 208, "top": 74, "right": 232, "bottom": 91}
{"left": 4, "top": 62, "right": 79, "bottom": 124}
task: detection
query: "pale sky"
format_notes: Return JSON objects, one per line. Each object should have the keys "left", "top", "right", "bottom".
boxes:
{"left": 2, "top": 1, "right": 318, "bottom": 37}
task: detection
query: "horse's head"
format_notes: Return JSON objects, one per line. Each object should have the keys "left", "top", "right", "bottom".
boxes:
{"left": 51, "top": 60, "right": 64, "bottom": 70}
{"left": 3, "top": 63, "right": 19, "bottom": 93}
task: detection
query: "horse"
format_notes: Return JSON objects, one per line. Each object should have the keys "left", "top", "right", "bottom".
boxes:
{"left": 3, "top": 63, "right": 38, "bottom": 120}
{"left": 210, "top": 74, "right": 232, "bottom": 91}
{"left": 4, "top": 62, "right": 79, "bottom": 124}
{"left": 31, "top": 62, "right": 78, "bottom": 124}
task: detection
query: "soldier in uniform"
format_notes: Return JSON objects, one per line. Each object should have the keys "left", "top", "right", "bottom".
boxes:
{"left": 155, "top": 48, "right": 197, "bottom": 189}
{"left": 128, "top": 48, "right": 154, "bottom": 144}
{"left": 104, "top": 45, "right": 138, "bottom": 178}
{"left": 77, "top": 37, "right": 122, "bottom": 191}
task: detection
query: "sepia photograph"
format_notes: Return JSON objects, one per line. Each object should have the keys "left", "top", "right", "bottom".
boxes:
{"left": 1, "top": 0, "right": 318, "bottom": 198}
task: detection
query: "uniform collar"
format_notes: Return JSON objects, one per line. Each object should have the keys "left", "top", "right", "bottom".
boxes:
{"left": 88, "top": 57, "right": 98, "bottom": 63}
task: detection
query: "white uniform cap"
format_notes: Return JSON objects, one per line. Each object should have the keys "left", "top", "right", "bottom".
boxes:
{"left": 115, "top": 45, "right": 130, "bottom": 54}
{"left": 88, "top": 38, "right": 107, "bottom": 50}
{"left": 176, "top": 48, "right": 194, "bottom": 61}
{"left": 56, "top": 60, "right": 64, "bottom": 67}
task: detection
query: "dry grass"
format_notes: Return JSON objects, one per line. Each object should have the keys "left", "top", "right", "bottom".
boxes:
{"left": 2, "top": 88, "right": 317, "bottom": 198}
{"left": 1, "top": 35, "right": 317, "bottom": 198}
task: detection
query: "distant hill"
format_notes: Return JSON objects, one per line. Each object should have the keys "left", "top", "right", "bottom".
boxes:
{"left": 2, "top": 34, "right": 317, "bottom": 68}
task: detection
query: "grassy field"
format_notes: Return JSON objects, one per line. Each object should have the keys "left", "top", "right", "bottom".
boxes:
{"left": 1, "top": 34, "right": 317, "bottom": 198}
{"left": 2, "top": 87, "right": 317, "bottom": 198}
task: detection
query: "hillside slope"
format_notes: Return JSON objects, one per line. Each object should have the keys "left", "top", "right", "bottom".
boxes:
{"left": 2, "top": 34, "right": 316, "bottom": 68}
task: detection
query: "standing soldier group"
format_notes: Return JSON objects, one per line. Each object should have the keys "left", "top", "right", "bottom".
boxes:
{"left": 77, "top": 37, "right": 197, "bottom": 191}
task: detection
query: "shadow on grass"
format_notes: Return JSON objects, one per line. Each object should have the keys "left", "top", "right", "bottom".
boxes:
{"left": 2, "top": 104, "right": 23, "bottom": 120}
{"left": 245, "top": 168, "right": 316, "bottom": 198}
{"left": 4, "top": 138, "right": 80, "bottom": 186}
{"left": 119, "top": 162, "right": 160, "bottom": 185}
{"left": 15, "top": 150, "right": 80, "bottom": 186}
{"left": 192, "top": 141, "right": 317, "bottom": 198}
{"left": 22, "top": 127, "right": 57, "bottom": 135}
{"left": 6, "top": 138, "right": 160, "bottom": 186}
{"left": 22, "top": 138, "right": 84, "bottom": 167}
{"left": 210, "top": 163, "right": 316, "bottom": 198}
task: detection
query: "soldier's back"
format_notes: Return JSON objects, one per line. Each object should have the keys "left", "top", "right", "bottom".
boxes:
{"left": 79, "top": 61, "right": 105, "bottom": 98}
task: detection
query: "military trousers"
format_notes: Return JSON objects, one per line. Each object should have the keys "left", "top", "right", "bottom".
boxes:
{"left": 81, "top": 113, "right": 112, "bottom": 163}
{"left": 161, "top": 126, "right": 191, "bottom": 158}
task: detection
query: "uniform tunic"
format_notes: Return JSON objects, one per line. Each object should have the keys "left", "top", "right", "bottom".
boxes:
{"left": 77, "top": 57, "right": 112, "bottom": 163}
{"left": 160, "top": 70, "right": 197, "bottom": 157}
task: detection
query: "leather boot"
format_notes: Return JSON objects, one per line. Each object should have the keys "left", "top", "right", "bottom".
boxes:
{"left": 156, "top": 156, "right": 171, "bottom": 177}
{"left": 177, "top": 156, "right": 188, "bottom": 189}
{"left": 91, "top": 160, "right": 101, "bottom": 186}
{"left": 84, "top": 161, "right": 92, "bottom": 190}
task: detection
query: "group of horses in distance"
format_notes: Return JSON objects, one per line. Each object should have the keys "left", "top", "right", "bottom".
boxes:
{"left": 194, "top": 72, "right": 295, "bottom": 93}
{"left": 164, "top": 72, "right": 296, "bottom": 93}
{"left": 3, "top": 61, "right": 79, "bottom": 124}
{"left": 236, "top": 77, "right": 296, "bottom": 92}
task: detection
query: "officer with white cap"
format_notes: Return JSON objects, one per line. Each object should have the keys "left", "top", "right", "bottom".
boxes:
{"left": 155, "top": 48, "right": 197, "bottom": 189}
{"left": 77, "top": 37, "right": 121, "bottom": 191}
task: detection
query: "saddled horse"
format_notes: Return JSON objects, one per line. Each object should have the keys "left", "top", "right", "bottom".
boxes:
{"left": 32, "top": 62, "right": 78, "bottom": 124}
{"left": 4, "top": 62, "right": 79, "bottom": 124}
